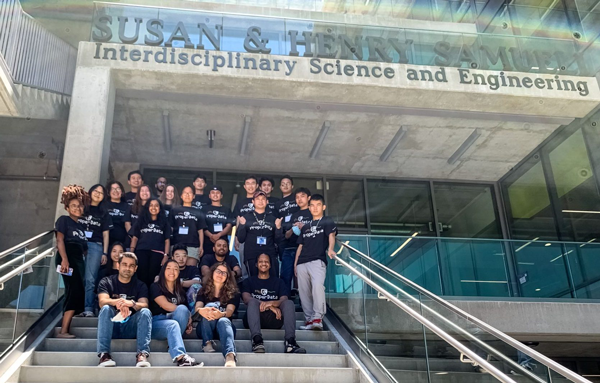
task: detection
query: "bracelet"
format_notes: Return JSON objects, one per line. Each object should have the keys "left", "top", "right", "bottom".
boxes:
{"left": 102, "top": 252, "right": 108, "bottom": 256}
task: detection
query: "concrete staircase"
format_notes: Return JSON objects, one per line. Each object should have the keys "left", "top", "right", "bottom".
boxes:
{"left": 16, "top": 304, "right": 365, "bottom": 383}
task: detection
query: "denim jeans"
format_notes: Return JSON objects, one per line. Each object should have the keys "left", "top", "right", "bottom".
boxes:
{"left": 152, "top": 305, "right": 190, "bottom": 360}
{"left": 84, "top": 242, "right": 103, "bottom": 312}
{"left": 280, "top": 248, "right": 296, "bottom": 293}
{"left": 197, "top": 316, "right": 236, "bottom": 357}
{"left": 96, "top": 305, "right": 152, "bottom": 356}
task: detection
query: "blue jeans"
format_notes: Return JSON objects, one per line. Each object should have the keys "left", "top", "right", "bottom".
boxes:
{"left": 85, "top": 242, "right": 103, "bottom": 312}
{"left": 152, "top": 305, "right": 190, "bottom": 360}
{"left": 96, "top": 305, "right": 152, "bottom": 355}
{"left": 197, "top": 316, "right": 236, "bottom": 357}
{"left": 280, "top": 247, "right": 296, "bottom": 292}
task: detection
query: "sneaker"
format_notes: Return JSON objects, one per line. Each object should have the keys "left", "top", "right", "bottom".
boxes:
{"left": 224, "top": 352, "right": 237, "bottom": 367}
{"left": 176, "top": 354, "right": 202, "bottom": 367}
{"left": 83, "top": 311, "right": 95, "bottom": 317}
{"left": 285, "top": 338, "right": 306, "bottom": 354}
{"left": 299, "top": 320, "right": 314, "bottom": 330}
{"left": 311, "top": 319, "right": 323, "bottom": 331}
{"left": 252, "top": 335, "right": 265, "bottom": 353}
{"left": 203, "top": 340, "right": 216, "bottom": 353}
{"left": 136, "top": 352, "right": 151, "bottom": 367}
{"left": 98, "top": 353, "right": 116, "bottom": 367}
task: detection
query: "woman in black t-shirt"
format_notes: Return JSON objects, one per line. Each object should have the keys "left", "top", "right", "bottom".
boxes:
{"left": 79, "top": 183, "right": 113, "bottom": 317}
{"left": 149, "top": 260, "right": 199, "bottom": 367}
{"left": 130, "top": 198, "right": 170, "bottom": 287}
{"left": 159, "top": 184, "right": 180, "bottom": 219}
{"left": 55, "top": 185, "right": 90, "bottom": 338}
{"left": 106, "top": 181, "right": 128, "bottom": 246}
{"left": 125, "top": 184, "right": 152, "bottom": 246}
{"left": 195, "top": 262, "right": 240, "bottom": 367}
{"left": 98, "top": 241, "right": 123, "bottom": 282}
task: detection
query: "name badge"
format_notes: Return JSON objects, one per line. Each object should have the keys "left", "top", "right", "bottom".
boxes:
{"left": 285, "top": 215, "right": 292, "bottom": 222}
{"left": 257, "top": 236, "right": 267, "bottom": 245}
{"left": 179, "top": 226, "right": 189, "bottom": 235}
{"left": 214, "top": 223, "right": 223, "bottom": 232}
{"left": 84, "top": 231, "right": 93, "bottom": 239}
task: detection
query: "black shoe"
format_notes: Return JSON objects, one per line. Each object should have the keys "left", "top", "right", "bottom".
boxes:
{"left": 252, "top": 335, "right": 266, "bottom": 353}
{"left": 98, "top": 352, "right": 116, "bottom": 367}
{"left": 176, "top": 354, "right": 202, "bottom": 367}
{"left": 285, "top": 337, "right": 306, "bottom": 354}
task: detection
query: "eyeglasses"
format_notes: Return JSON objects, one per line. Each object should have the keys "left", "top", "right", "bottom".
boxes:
{"left": 110, "top": 187, "right": 121, "bottom": 192}
{"left": 92, "top": 190, "right": 104, "bottom": 195}
{"left": 157, "top": 181, "right": 166, "bottom": 185}
{"left": 214, "top": 269, "right": 228, "bottom": 277}
{"left": 68, "top": 204, "right": 83, "bottom": 209}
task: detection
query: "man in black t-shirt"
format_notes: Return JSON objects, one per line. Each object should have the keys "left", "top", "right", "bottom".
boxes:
{"left": 96, "top": 252, "right": 152, "bottom": 367}
{"left": 242, "top": 254, "right": 306, "bottom": 354}
{"left": 200, "top": 238, "right": 242, "bottom": 280}
{"left": 154, "top": 176, "right": 167, "bottom": 197}
{"left": 125, "top": 170, "right": 143, "bottom": 206}
{"left": 203, "top": 185, "right": 234, "bottom": 256}
{"left": 295, "top": 194, "right": 337, "bottom": 331}
{"left": 233, "top": 175, "right": 259, "bottom": 274}
{"left": 259, "top": 177, "right": 279, "bottom": 213}
{"left": 192, "top": 174, "right": 211, "bottom": 209}
{"left": 172, "top": 244, "right": 201, "bottom": 310}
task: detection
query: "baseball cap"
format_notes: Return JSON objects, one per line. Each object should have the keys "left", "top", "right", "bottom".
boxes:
{"left": 209, "top": 185, "right": 223, "bottom": 193}
{"left": 253, "top": 190, "right": 267, "bottom": 199}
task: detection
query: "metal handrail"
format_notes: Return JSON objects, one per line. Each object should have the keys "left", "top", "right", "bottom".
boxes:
{"left": 0, "top": 248, "right": 54, "bottom": 290}
{"left": 333, "top": 254, "right": 518, "bottom": 383}
{"left": 0, "top": 230, "right": 53, "bottom": 260}
{"left": 0, "top": 245, "right": 41, "bottom": 272}
{"left": 345, "top": 256, "right": 545, "bottom": 383}
{"left": 340, "top": 241, "right": 593, "bottom": 383}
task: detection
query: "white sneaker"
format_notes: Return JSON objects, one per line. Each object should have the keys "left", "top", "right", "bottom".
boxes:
{"left": 311, "top": 319, "right": 323, "bottom": 331}
{"left": 299, "top": 320, "right": 314, "bottom": 330}
{"left": 203, "top": 340, "right": 216, "bottom": 353}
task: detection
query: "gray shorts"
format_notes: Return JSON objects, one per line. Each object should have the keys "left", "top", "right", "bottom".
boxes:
{"left": 186, "top": 247, "right": 200, "bottom": 260}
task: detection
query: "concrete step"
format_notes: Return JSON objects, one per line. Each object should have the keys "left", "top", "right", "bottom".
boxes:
{"left": 55, "top": 327, "right": 332, "bottom": 341}
{"left": 388, "top": 369, "right": 569, "bottom": 383}
{"left": 70, "top": 317, "right": 310, "bottom": 330}
{"left": 18, "top": 366, "right": 357, "bottom": 383}
{"left": 32, "top": 351, "right": 348, "bottom": 368}
{"left": 39, "top": 338, "right": 341, "bottom": 354}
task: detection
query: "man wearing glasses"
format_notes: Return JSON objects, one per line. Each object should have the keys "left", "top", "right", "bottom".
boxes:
{"left": 154, "top": 177, "right": 167, "bottom": 198}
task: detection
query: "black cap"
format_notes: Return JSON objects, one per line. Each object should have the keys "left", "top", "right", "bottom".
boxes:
{"left": 209, "top": 185, "right": 223, "bottom": 193}
{"left": 253, "top": 190, "right": 267, "bottom": 199}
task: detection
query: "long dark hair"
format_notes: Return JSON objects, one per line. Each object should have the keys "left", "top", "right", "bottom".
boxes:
{"left": 156, "top": 259, "right": 186, "bottom": 303}
{"left": 87, "top": 183, "right": 108, "bottom": 215}
{"left": 139, "top": 197, "right": 167, "bottom": 227}
{"left": 106, "top": 181, "right": 125, "bottom": 203}
{"left": 199, "top": 262, "right": 238, "bottom": 306}
{"left": 132, "top": 184, "right": 152, "bottom": 215}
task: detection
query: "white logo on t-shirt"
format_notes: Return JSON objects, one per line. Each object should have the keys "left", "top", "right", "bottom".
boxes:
{"left": 261, "top": 289, "right": 268, "bottom": 295}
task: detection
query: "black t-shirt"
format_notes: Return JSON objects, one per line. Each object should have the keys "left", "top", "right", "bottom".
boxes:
{"left": 125, "top": 191, "right": 137, "bottom": 206}
{"left": 164, "top": 204, "right": 173, "bottom": 219}
{"left": 78, "top": 205, "right": 113, "bottom": 243}
{"left": 130, "top": 219, "right": 170, "bottom": 251}
{"left": 275, "top": 194, "right": 299, "bottom": 219}
{"left": 236, "top": 212, "right": 281, "bottom": 261}
{"left": 107, "top": 201, "right": 129, "bottom": 243}
{"left": 179, "top": 265, "right": 201, "bottom": 283}
{"left": 196, "top": 291, "right": 240, "bottom": 312}
{"left": 170, "top": 206, "right": 207, "bottom": 247}
{"left": 267, "top": 196, "right": 280, "bottom": 215}
{"left": 125, "top": 205, "right": 140, "bottom": 228}
{"left": 297, "top": 216, "right": 337, "bottom": 265}
{"left": 200, "top": 253, "right": 240, "bottom": 272}
{"left": 283, "top": 208, "right": 312, "bottom": 249}
{"left": 98, "top": 274, "right": 148, "bottom": 301}
{"left": 149, "top": 283, "right": 187, "bottom": 316}
{"left": 203, "top": 205, "right": 234, "bottom": 234}
{"left": 242, "top": 275, "right": 288, "bottom": 301}
{"left": 55, "top": 215, "right": 88, "bottom": 251}
{"left": 192, "top": 194, "right": 211, "bottom": 210}
{"left": 233, "top": 197, "right": 254, "bottom": 218}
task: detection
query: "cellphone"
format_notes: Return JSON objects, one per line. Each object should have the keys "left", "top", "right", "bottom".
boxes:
{"left": 56, "top": 265, "right": 73, "bottom": 276}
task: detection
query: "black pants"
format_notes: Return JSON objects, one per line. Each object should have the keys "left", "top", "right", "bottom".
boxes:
{"left": 56, "top": 243, "right": 85, "bottom": 314}
{"left": 245, "top": 255, "right": 279, "bottom": 278}
{"left": 136, "top": 249, "right": 163, "bottom": 287}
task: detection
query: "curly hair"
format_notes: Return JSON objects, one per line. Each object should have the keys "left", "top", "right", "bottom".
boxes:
{"left": 60, "top": 184, "right": 90, "bottom": 208}
{"left": 199, "top": 262, "right": 239, "bottom": 306}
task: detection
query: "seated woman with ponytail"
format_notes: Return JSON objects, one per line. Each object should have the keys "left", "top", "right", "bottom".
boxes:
{"left": 55, "top": 184, "right": 90, "bottom": 338}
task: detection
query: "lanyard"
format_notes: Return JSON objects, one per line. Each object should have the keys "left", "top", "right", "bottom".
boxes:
{"left": 310, "top": 217, "right": 323, "bottom": 230}
{"left": 253, "top": 212, "right": 265, "bottom": 226}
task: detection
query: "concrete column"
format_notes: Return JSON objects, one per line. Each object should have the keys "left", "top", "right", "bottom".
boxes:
{"left": 55, "top": 66, "right": 115, "bottom": 219}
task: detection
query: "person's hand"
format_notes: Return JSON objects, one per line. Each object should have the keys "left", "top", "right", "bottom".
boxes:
{"left": 115, "top": 298, "right": 127, "bottom": 310}
{"left": 275, "top": 218, "right": 282, "bottom": 229}
{"left": 120, "top": 306, "right": 131, "bottom": 319}
{"left": 208, "top": 233, "right": 217, "bottom": 243}
{"left": 295, "top": 222, "right": 305, "bottom": 230}
{"left": 198, "top": 248, "right": 204, "bottom": 258}
{"left": 238, "top": 216, "right": 246, "bottom": 225}
{"left": 234, "top": 237, "right": 240, "bottom": 251}
{"left": 185, "top": 317, "right": 193, "bottom": 334}
{"left": 207, "top": 308, "right": 222, "bottom": 321}
{"left": 327, "top": 249, "right": 336, "bottom": 259}
{"left": 60, "top": 259, "right": 70, "bottom": 274}
{"left": 101, "top": 254, "right": 108, "bottom": 266}
{"left": 270, "top": 306, "right": 282, "bottom": 320}
{"left": 259, "top": 301, "right": 272, "bottom": 312}
{"left": 294, "top": 264, "right": 298, "bottom": 277}
{"left": 161, "top": 255, "right": 168, "bottom": 266}
{"left": 154, "top": 275, "right": 159, "bottom": 283}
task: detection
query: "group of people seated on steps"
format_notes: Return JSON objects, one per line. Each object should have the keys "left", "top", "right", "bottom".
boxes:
{"left": 53, "top": 173, "right": 338, "bottom": 368}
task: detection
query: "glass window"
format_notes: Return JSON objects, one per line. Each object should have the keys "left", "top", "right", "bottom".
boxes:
{"left": 325, "top": 179, "right": 367, "bottom": 231}
{"left": 142, "top": 168, "right": 213, "bottom": 196}
{"left": 548, "top": 128, "right": 600, "bottom": 242}
{"left": 433, "top": 183, "right": 502, "bottom": 238}
{"left": 366, "top": 179, "right": 435, "bottom": 236}
{"left": 501, "top": 158, "right": 559, "bottom": 240}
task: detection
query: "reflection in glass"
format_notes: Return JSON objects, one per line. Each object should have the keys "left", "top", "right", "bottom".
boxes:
{"left": 325, "top": 179, "right": 367, "bottom": 230}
